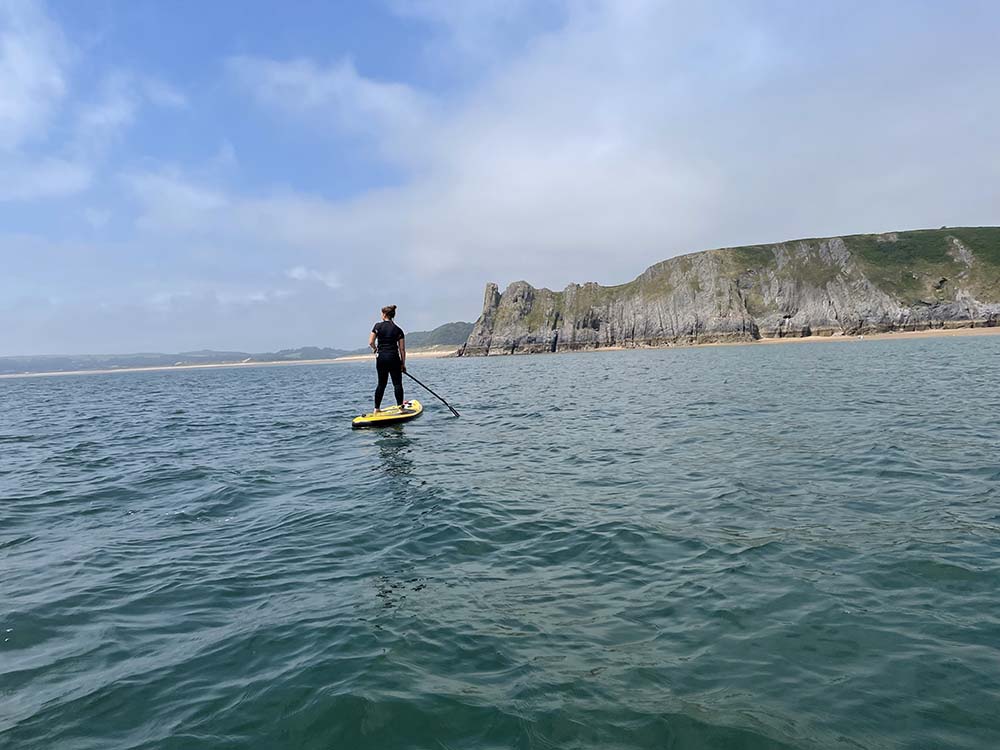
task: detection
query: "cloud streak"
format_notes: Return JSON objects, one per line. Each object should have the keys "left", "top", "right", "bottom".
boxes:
{"left": 286, "top": 265, "right": 340, "bottom": 289}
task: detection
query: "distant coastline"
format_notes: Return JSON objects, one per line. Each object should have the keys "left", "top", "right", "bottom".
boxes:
{"left": 4, "top": 326, "right": 999, "bottom": 379}
{"left": 0, "top": 322, "right": 473, "bottom": 379}
{"left": 0, "top": 347, "right": 457, "bottom": 380}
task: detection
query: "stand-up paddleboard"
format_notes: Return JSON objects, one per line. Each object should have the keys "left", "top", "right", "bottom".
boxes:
{"left": 352, "top": 400, "right": 423, "bottom": 428}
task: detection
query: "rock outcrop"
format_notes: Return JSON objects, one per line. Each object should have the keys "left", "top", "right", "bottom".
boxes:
{"left": 460, "top": 228, "right": 1000, "bottom": 355}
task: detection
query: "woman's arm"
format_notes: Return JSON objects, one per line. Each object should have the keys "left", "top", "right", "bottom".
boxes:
{"left": 368, "top": 331, "right": 376, "bottom": 353}
{"left": 398, "top": 338, "right": 406, "bottom": 371}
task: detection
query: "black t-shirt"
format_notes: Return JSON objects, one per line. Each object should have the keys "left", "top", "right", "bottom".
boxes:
{"left": 372, "top": 321, "right": 404, "bottom": 354}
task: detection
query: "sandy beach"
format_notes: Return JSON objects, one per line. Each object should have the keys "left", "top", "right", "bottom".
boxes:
{"left": 755, "top": 325, "right": 1000, "bottom": 345}
{"left": 329, "top": 346, "right": 458, "bottom": 363}
{"left": 661, "top": 324, "right": 1000, "bottom": 351}
{"left": 0, "top": 347, "right": 457, "bottom": 379}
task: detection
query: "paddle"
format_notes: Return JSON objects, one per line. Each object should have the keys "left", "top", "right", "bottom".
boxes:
{"left": 404, "top": 371, "right": 460, "bottom": 417}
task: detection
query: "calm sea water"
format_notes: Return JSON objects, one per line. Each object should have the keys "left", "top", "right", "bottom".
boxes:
{"left": 3, "top": 337, "right": 1000, "bottom": 750}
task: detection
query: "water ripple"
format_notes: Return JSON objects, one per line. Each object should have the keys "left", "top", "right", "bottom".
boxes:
{"left": 2, "top": 337, "right": 1000, "bottom": 748}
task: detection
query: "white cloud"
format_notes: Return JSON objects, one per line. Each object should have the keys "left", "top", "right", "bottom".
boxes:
{"left": 0, "top": 156, "right": 90, "bottom": 200}
{"left": 0, "top": 3, "right": 188, "bottom": 203}
{"left": 0, "top": 0, "right": 67, "bottom": 151}
{"left": 140, "top": 77, "right": 187, "bottom": 109}
{"left": 0, "top": 0, "right": 92, "bottom": 202}
{"left": 147, "top": 286, "right": 293, "bottom": 312}
{"left": 390, "top": 0, "right": 565, "bottom": 64}
{"left": 216, "top": 1, "right": 1000, "bottom": 295}
{"left": 227, "top": 55, "right": 431, "bottom": 162}
{"left": 76, "top": 75, "right": 137, "bottom": 148}
{"left": 75, "top": 71, "right": 187, "bottom": 156}
{"left": 285, "top": 266, "right": 340, "bottom": 289}
{"left": 124, "top": 170, "right": 229, "bottom": 230}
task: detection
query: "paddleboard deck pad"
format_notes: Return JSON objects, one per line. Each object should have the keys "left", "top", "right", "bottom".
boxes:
{"left": 352, "top": 399, "right": 423, "bottom": 428}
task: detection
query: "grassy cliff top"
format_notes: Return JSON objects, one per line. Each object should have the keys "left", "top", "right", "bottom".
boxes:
{"left": 501, "top": 227, "right": 1000, "bottom": 315}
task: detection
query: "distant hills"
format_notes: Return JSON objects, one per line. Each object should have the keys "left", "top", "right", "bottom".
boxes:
{"left": 462, "top": 227, "right": 1000, "bottom": 355}
{"left": 403, "top": 321, "right": 475, "bottom": 348}
{"left": 1, "top": 322, "right": 474, "bottom": 376}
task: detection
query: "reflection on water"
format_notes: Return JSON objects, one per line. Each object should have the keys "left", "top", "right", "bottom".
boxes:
{"left": 375, "top": 428, "right": 414, "bottom": 481}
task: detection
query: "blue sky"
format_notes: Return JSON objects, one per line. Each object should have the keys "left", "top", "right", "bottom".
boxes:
{"left": 2, "top": 0, "right": 998, "bottom": 355}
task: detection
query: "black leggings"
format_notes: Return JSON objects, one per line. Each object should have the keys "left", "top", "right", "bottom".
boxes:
{"left": 375, "top": 354, "right": 404, "bottom": 408}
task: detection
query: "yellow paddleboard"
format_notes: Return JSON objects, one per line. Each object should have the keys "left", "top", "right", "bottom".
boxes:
{"left": 352, "top": 399, "right": 423, "bottom": 428}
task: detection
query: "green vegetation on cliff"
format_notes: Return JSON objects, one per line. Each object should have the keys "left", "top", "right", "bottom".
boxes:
{"left": 464, "top": 227, "right": 1000, "bottom": 355}
{"left": 404, "top": 321, "right": 474, "bottom": 348}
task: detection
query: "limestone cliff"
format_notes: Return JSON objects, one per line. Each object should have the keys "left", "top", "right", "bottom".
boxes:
{"left": 461, "top": 227, "right": 1000, "bottom": 355}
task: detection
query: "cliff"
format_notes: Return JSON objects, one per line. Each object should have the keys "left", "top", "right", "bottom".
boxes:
{"left": 461, "top": 227, "right": 1000, "bottom": 355}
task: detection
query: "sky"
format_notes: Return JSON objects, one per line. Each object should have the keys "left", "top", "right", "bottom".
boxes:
{"left": 2, "top": 0, "right": 999, "bottom": 356}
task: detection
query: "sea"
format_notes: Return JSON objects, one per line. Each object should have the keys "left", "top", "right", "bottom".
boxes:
{"left": 3, "top": 336, "right": 1000, "bottom": 750}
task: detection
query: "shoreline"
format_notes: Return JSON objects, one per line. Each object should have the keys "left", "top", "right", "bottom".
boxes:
{"left": 461, "top": 324, "right": 1000, "bottom": 357}
{"left": 707, "top": 324, "right": 1000, "bottom": 348}
{"left": 0, "top": 348, "right": 456, "bottom": 380}
{"left": 329, "top": 347, "right": 457, "bottom": 363}
{"left": 3, "top": 325, "right": 999, "bottom": 379}
{"left": 619, "top": 324, "right": 1000, "bottom": 352}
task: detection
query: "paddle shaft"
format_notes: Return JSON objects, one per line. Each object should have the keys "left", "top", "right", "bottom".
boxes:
{"left": 404, "top": 371, "right": 460, "bottom": 417}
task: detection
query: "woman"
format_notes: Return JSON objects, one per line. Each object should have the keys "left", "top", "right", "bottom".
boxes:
{"left": 368, "top": 304, "right": 407, "bottom": 412}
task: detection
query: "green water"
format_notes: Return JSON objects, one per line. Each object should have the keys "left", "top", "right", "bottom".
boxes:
{"left": 3, "top": 337, "right": 1000, "bottom": 749}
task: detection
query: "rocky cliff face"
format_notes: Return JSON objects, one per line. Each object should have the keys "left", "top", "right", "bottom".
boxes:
{"left": 461, "top": 228, "right": 1000, "bottom": 355}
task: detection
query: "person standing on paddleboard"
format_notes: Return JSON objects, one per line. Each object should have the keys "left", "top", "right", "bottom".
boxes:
{"left": 369, "top": 305, "right": 407, "bottom": 413}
